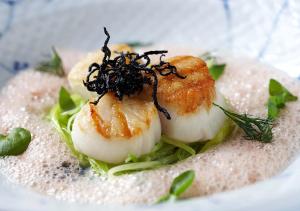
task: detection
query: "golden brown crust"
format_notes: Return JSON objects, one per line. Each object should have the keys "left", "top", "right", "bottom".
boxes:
{"left": 157, "top": 56, "right": 215, "bottom": 115}
{"left": 89, "top": 95, "right": 156, "bottom": 140}
{"left": 90, "top": 103, "right": 111, "bottom": 139}
{"left": 111, "top": 103, "right": 132, "bottom": 138}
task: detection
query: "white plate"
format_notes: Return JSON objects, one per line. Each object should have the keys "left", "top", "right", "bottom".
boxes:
{"left": 0, "top": 0, "right": 300, "bottom": 210}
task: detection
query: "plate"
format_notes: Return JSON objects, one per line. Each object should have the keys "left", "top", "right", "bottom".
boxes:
{"left": 0, "top": 0, "right": 300, "bottom": 210}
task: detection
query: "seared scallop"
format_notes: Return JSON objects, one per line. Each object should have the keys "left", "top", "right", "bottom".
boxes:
{"left": 71, "top": 94, "right": 161, "bottom": 164}
{"left": 68, "top": 44, "right": 133, "bottom": 99}
{"left": 156, "top": 56, "right": 228, "bottom": 143}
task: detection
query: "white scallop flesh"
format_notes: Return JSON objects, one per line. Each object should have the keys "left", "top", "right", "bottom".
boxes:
{"left": 71, "top": 95, "right": 161, "bottom": 164}
{"left": 160, "top": 90, "right": 228, "bottom": 143}
{"left": 156, "top": 56, "right": 228, "bottom": 143}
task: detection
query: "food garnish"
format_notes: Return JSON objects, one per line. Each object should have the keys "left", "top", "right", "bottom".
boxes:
{"left": 0, "top": 128, "right": 32, "bottom": 156}
{"left": 267, "top": 79, "right": 298, "bottom": 119}
{"left": 48, "top": 30, "right": 288, "bottom": 178}
{"left": 59, "top": 87, "right": 76, "bottom": 112}
{"left": 214, "top": 104, "right": 273, "bottom": 143}
{"left": 125, "top": 41, "right": 152, "bottom": 48}
{"left": 157, "top": 170, "right": 195, "bottom": 203}
{"left": 50, "top": 87, "right": 233, "bottom": 175}
{"left": 201, "top": 52, "right": 226, "bottom": 80}
{"left": 83, "top": 27, "right": 185, "bottom": 120}
{"left": 36, "top": 47, "right": 65, "bottom": 77}
{"left": 50, "top": 87, "right": 89, "bottom": 166}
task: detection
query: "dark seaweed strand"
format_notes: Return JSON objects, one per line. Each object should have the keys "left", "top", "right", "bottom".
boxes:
{"left": 83, "top": 27, "right": 185, "bottom": 119}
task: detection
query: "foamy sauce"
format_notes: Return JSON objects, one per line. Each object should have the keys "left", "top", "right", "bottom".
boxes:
{"left": 0, "top": 49, "right": 300, "bottom": 204}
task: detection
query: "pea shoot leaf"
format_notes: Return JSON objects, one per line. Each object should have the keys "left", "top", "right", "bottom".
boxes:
{"left": 36, "top": 47, "right": 65, "bottom": 76}
{"left": 267, "top": 79, "right": 298, "bottom": 119}
{"left": 157, "top": 170, "right": 195, "bottom": 203}
{"left": 208, "top": 63, "right": 226, "bottom": 80}
{"left": 200, "top": 52, "right": 226, "bottom": 80}
{"left": 59, "top": 87, "right": 76, "bottom": 112}
{"left": 125, "top": 41, "right": 152, "bottom": 48}
{"left": 0, "top": 128, "right": 32, "bottom": 156}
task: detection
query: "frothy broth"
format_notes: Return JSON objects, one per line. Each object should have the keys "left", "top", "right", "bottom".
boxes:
{"left": 0, "top": 48, "right": 300, "bottom": 204}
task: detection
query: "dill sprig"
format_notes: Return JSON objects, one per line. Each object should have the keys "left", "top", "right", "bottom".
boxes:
{"left": 84, "top": 27, "right": 185, "bottom": 119}
{"left": 36, "top": 47, "right": 65, "bottom": 77}
{"left": 214, "top": 103, "right": 273, "bottom": 143}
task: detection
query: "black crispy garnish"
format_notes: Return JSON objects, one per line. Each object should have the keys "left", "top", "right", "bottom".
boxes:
{"left": 214, "top": 103, "right": 273, "bottom": 143}
{"left": 83, "top": 27, "right": 185, "bottom": 119}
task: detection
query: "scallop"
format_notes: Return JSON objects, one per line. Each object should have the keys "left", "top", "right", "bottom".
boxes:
{"left": 156, "top": 56, "right": 228, "bottom": 143}
{"left": 68, "top": 44, "right": 133, "bottom": 99}
{"left": 71, "top": 94, "right": 161, "bottom": 164}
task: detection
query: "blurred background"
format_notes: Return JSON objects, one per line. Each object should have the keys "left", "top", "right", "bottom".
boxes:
{"left": 1, "top": 0, "right": 300, "bottom": 86}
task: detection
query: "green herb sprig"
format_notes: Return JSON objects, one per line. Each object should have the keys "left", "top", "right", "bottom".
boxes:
{"left": 214, "top": 104, "right": 273, "bottom": 143}
{"left": 157, "top": 170, "right": 195, "bottom": 203}
{"left": 50, "top": 87, "right": 234, "bottom": 176}
{"left": 59, "top": 87, "right": 76, "bottom": 112}
{"left": 125, "top": 41, "right": 152, "bottom": 48}
{"left": 36, "top": 47, "right": 65, "bottom": 76}
{"left": 50, "top": 87, "right": 89, "bottom": 167}
{"left": 267, "top": 79, "right": 298, "bottom": 119}
{"left": 0, "top": 128, "right": 32, "bottom": 156}
{"left": 201, "top": 52, "right": 226, "bottom": 80}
